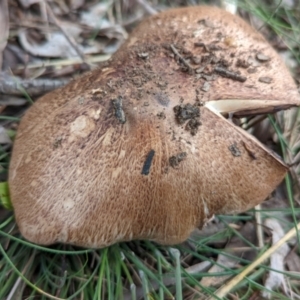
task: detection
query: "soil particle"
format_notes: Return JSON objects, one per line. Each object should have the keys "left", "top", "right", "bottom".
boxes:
{"left": 223, "top": 36, "right": 236, "bottom": 48}
{"left": 157, "top": 112, "right": 166, "bottom": 119}
{"left": 196, "top": 66, "right": 205, "bottom": 74}
{"left": 201, "top": 82, "right": 210, "bottom": 92}
{"left": 91, "top": 88, "right": 107, "bottom": 95}
{"left": 155, "top": 92, "right": 170, "bottom": 107}
{"left": 91, "top": 88, "right": 107, "bottom": 102}
{"left": 236, "top": 58, "right": 250, "bottom": 68}
{"left": 214, "top": 66, "right": 247, "bottom": 82}
{"left": 247, "top": 67, "right": 257, "bottom": 74}
{"left": 53, "top": 137, "right": 63, "bottom": 149}
{"left": 256, "top": 53, "right": 270, "bottom": 62}
{"left": 78, "top": 97, "right": 84, "bottom": 105}
{"left": 228, "top": 143, "right": 241, "bottom": 157}
{"left": 136, "top": 90, "right": 143, "bottom": 100}
{"left": 137, "top": 52, "right": 149, "bottom": 59}
{"left": 218, "top": 57, "right": 231, "bottom": 68}
{"left": 173, "top": 103, "right": 200, "bottom": 124}
{"left": 173, "top": 103, "right": 201, "bottom": 135}
{"left": 156, "top": 79, "right": 168, "bottom": 90}
{"left": 202, "top": 73, "right": 218, "bottom": 81}
{"left": 132, "top": 77, "right": 143, "bottom": 87}
{"left": 197, "top": 19, "right": 215, "bottom": 28}
{"left": 169, "top": 152, "right": 187, "bottom": 168}
{"left": 106, "top": 80, "right": 116, "bottom": 92}
{"left": 112, "top": 96, "right": 126, "bottom": 124}
{"left": 186, "top": 119, "right": 202, "bottom": 135}
{"left": 141, "top": 150, "right": 155, "bottom": 175}
{"left": 211, "top": 55, "right": 220, "bottom": 64}
{"left": 192, "top": 56, "right": 202, "bottom": 64}
{"left": 202, "top": 54, "right": 213, "bottom": 65}
{"left": 258, "top": 77, "right": 272, "bottom": 84}
{"left": 194, "top": 42, "right": 222, "bottom": 52}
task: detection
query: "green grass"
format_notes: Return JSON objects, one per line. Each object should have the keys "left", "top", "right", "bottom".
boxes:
{"left": 1, "top": 0, "right": 300, "bottom": 299}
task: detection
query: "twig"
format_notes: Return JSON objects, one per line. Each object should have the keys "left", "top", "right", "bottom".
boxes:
{"left": 16, "top": 54, "right": 111, "bottom": 70}
{"left": 208, "top": 222, "right": 300, "bottom": 299}
{"left": 0, "top": 73, "right": 69, "bottom": 96}
{"left": 46, "top": 4, "right": 86, "bottom": 62}
{"left": 255, "top": 204, "right": 264, "bottom": 248}
{"left": 170, "top": 44, "right": 194, "bottom": 74}
{"left": 214, "top": 66, "right": 247, "bottom": 82}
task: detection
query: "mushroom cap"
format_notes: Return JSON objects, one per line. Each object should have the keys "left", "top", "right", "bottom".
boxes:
{"left": 9, "top": 6, "right": 300, "bottom": 248}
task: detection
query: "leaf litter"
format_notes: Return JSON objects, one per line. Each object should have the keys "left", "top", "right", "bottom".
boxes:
{"left": 262, "top": 219, "right": 290, "bottom": 299}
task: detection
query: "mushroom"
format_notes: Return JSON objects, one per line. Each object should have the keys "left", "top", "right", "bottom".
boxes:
{"left": 9, "top": 6, "right": 300, "bottom": 248}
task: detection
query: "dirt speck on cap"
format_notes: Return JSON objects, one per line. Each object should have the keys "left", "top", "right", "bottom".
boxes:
{"left": 214, "top": 66, "right": 247, "bottom": 82}
{"left": 186, "top": 119, "right": 202, "bottom": 135}
{"left": 157, "top": 112, "right": 166, "bottom": 119}
{"left": 169, "top": 152, "right": 187, "bottom": 168}
{"left": 173, "top": 103, "right": 201, "bottom": 135}
{"left": 112, "top": 96, "right": 126, "bottom": 124}
{"left": 201, "top": 82, "right": 210, "bottom": 92}
{"left": 259, "top": 77, "right": 272, "bottom": 84}
{"left": 236, "top": 58, "right": 250, "bottom": 68}
{"left": 229, "top": 143, "right": 241, "bottom": 157}
{"left": 256, "top": 53, "right": 271, "bottom": 62}
{"left": 247, "top": 67, "right": 257, "bottom": 74}
{"left": 137, "top": 52, "right": 149, "bottom": 59}
{"left": 173, "top": 103, "right": 200, "bottom": 124}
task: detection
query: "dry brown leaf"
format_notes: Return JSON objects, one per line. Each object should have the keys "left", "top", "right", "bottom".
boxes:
{"left": 80, "top": 2, "right": 114, "bottom": 28}
{"left": 80, "top": 2, "right": 128, "bottom": 53}
{"left": 285, "top": 250, "right": 300, "bottom": 273}
{"left": 0, "top": 0, "right": 9, "bottom": 69}
{"left": 200, "top": 254, "right": 238, "bottom": 288}
{"left": 262, "top": 218, "right": 290, "bottom": 299}
{"left": 17, "top": 0, "right": 40, "bottom": 8}
{"left": 18, "top": 22, "right": 104, "bottom": 58}
{"left": 0, "top": 126, "right": 12, "bottom": 144}
{"left": 18, "top": 15, "right": 123, "bottom": 58}
{"left": 200, "top": 222, "right": 257, "bottom": 288}
{"left": 69, "top": 0, "right": 85, "bottom": 10}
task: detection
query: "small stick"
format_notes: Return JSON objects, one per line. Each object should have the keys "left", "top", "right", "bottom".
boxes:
{"left": 16, "top": 54, "right": 111, "bottom": 70}
{"left": 170, "top": 44, "right": 194, "bottom": 73}
{"left": 255, "top": 204, "right": 264, "bottom": 248}
{"left": 214, "top": 66, "right": 246, "bottom": 82}
{"left": 0, "top": 74, "right": 69, "bottom": 96}
{"left": 208, "top": 222, "right": 300, "bottom": 299}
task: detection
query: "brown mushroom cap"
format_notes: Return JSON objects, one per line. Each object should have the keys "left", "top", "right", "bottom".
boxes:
{"left": 9, "top": 6, "right": 300, "bottom": 248}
